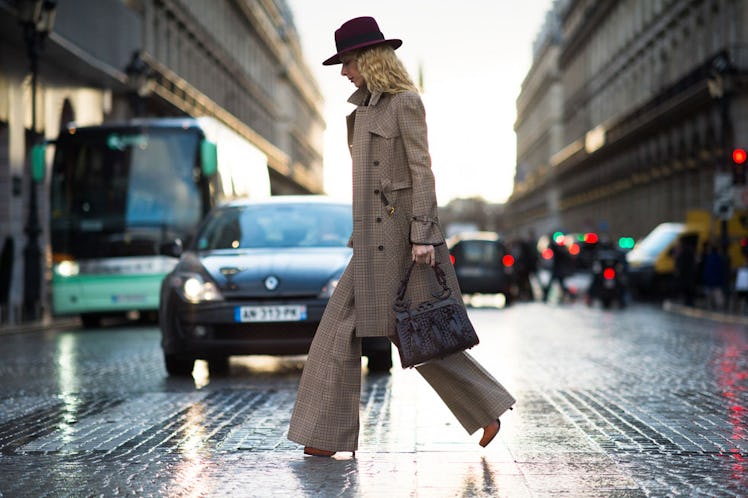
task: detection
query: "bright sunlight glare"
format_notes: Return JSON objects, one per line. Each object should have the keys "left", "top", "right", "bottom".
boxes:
{"left": 287, "top": 1, "right": 555, "bottom": 205}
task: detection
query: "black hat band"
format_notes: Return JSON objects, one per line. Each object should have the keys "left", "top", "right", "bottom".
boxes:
{"left": 337, "top": 31, "right": 385, "bottom": 51}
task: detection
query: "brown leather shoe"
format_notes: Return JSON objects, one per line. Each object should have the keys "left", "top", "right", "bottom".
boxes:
{"left": 303, "top": 446, "right": 336, "bottom": 457}
{"left": 479, "top": 419, "right": 501, "bottom": 447}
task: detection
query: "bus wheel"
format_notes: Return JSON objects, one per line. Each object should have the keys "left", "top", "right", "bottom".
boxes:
{"left": 81, "top": 313, "right": 102, "bottom": 329}
{"left": 164, "top": 353, "right": 194, "bottom": 377}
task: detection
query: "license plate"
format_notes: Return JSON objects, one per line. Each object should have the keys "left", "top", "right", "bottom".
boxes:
{"left": 235, "top": 305, "right": 307, "bottom": 323}
{"left": 459, "top": 267, "right": 485, "bottom": 277}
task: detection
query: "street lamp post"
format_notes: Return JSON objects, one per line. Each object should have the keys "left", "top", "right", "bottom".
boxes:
{"left": 19, "top": 0, "right": 56, "bottom": 320}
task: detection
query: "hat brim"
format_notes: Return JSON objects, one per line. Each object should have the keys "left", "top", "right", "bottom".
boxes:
{"left": 322, "top": 39, "right": 402, "bottom": 66}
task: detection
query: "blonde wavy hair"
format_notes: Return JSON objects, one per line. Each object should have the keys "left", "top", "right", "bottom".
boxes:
{"left": 356, "top": 45, "right": 418, "bottom": 94}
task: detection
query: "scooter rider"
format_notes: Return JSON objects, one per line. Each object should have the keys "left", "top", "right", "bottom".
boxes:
{"left": 587, "top": 234, "right": 628, "bottom": 307}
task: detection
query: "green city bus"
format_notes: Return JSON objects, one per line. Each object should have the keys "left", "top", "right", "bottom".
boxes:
{"left": 36, "top": 117, "right": 271, "bottom": 327}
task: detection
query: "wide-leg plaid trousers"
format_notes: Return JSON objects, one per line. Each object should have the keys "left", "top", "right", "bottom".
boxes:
{"left": 287, "top": 267, "right": 516, "bottom": 452}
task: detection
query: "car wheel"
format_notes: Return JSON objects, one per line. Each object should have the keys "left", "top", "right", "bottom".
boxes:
{"left": 502, "top": 292, "right": 512, "bottom": 307}
{"left": 138, "top": 310, "right": 159, "bottom": 324}
{"left": 164, "top": 353, "right": 194, "bottom": 377}
{"left": 366, "top": 349, "right": 393, "bottom": 373}
{"left": 208, "top": 357, "right": 230, "bottom": 375}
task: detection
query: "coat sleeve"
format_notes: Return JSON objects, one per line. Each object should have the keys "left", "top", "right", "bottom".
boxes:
{"left": 397, "top": 92, "right": 444, "bottom": 246}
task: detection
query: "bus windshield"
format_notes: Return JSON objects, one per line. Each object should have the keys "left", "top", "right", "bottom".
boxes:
{"left": 51, "top": 127, "right": 203, "bottom": 259}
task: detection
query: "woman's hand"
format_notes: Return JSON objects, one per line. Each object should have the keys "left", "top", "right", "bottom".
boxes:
{"left": 412, "top": 244, "right": 435, "bottom": 267}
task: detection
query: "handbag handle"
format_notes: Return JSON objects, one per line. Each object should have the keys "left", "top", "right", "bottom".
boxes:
{"left": 394, "top": 261, "right": 451, "bottom": 310}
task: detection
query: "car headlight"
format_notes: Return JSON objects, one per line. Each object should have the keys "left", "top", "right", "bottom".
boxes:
{"left": 174, "top": 273, "right": 224, "bottom": 303}
{"left": 55, "top": 260, "right": 80, "bottom": 277}
{"left": 318, "top": 276, "right": 341, "bottom": 299}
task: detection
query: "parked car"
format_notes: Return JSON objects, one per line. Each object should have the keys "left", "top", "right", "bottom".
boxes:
{"left": 159, "top": 196, "right": 392, "bottom": 376}
{"left": 447, "top": 232, "right": 514, "bottom": 303}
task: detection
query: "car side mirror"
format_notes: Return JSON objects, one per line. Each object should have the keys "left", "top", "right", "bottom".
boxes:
{"left": 160, "top": 238, "right": 184, "bottom": 258}
{"left": 200, "top": 139, "right": 218, "bottom": 177}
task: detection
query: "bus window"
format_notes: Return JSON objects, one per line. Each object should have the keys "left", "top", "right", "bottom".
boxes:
{"left": 125, "top": 132, "right": 201, "bottom": 230}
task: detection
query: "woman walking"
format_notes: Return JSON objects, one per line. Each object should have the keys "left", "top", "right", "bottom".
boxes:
{"left": 288, "top": 16, "right": 516, "bottom": 457}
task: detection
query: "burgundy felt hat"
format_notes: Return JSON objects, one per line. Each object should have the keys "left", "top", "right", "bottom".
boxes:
{"left": 322, "top": 16, "right": 402, "bottom": 66}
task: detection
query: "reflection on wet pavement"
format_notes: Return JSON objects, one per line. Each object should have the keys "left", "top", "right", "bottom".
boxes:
{"left": 0, "top": 302, "right": 746, "bottom": 496}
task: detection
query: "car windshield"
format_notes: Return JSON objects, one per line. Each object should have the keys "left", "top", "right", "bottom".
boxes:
{"left": 196, "top": 202, "right": 352, "bottom": 250}
{"left": 634, "top": 224, "right": 683, "bottom": 258}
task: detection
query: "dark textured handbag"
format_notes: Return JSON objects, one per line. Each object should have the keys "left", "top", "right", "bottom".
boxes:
{"left": 393, "top": 261, "right": 479, "bottom": 368}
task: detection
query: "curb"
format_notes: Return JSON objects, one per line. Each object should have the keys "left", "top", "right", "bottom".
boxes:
{"left": 0, "top": 317, "right": 80, "bottom": 336}
{"left": 662, "top": 300, "right": 748, "bottom": 326}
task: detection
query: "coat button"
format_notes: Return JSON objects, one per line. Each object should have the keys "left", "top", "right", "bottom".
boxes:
{"left": 376, "top": 217, "right": 382, "bottom": 222}
{"left": 374, "top": 189, "right": 380, "bottom": 194}
{"left": 373, "top": 160, "right": 380, "bottom": 166}
{"left": 378, "top": 245, "right": 384, "bottom": 251}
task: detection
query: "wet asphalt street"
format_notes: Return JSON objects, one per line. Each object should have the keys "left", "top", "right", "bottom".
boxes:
{"left": 0, "top": 298, "right": 747, "bottom": 497}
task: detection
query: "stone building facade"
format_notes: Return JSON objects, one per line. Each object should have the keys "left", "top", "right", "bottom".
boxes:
{"left": 0, "top": 0, "right": 325, "bottom": 323}
{"left": 508, "top": 0, "right": 747, "bottom": 241}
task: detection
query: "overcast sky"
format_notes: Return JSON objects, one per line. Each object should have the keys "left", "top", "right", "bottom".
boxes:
{"left": 286, "top": 1, "right": 555, "bottom": 205}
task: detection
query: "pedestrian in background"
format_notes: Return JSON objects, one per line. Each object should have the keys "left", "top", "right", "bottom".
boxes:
{"left": 542, "top": 234, "right": 574, "bottom": 303}
{"left": 700, "top": 241, "right": 725, "bottom": 310}
{"left": 513, "top": 232, "right": 538, "bottom": 301}
{"left": 525, "top": 229, "right": 539, "bottom": 296}
{"left": 674, "top": 236, "right": 698, "bottom": 307}
{"left": 288, "top": 16, "right": 516, "bottom": 458}
{"left": 734, "top": 245, "right": 748, "bottom": 313}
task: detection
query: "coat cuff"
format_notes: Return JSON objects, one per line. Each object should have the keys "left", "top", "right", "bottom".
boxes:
{"left": 410, "top": 217, "right": 445, "bottom": 246}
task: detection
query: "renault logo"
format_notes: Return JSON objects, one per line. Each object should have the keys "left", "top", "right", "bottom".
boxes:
{"left": 264, "top": 275, "right": 279, "bottom": 291}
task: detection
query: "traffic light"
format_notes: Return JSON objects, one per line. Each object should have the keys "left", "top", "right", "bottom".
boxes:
{"left": 618, "top": 237, "right": 635, "bottom": 250}
{"left": 583, "top": 232, "right": 599, "bottom": 244}
{"left": 733, "top": 148, "right": 746, "bottom": 185}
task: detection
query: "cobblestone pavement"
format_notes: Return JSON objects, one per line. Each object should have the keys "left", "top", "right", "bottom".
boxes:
{"left": 0, "top": 301, "right": 746, "bottom": 497}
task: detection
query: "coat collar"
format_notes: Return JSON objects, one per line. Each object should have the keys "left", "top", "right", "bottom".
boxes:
{"left": 347, "top": 87, "right": 384, "bottom": 107}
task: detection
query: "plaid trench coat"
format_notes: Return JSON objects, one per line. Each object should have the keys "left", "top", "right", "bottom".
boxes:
{"left": 288, "top": 87, "right": 516, "bottom": 452}
{"left": 343, "top": 87, "right": 464, "bottom": 338}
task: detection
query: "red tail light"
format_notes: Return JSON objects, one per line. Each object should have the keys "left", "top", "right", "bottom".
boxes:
{"left": 502, "top": 254, "right": 515, "bottom": 267}
{"left": 542, "top": 248, "right": 553, "bottom": 260}
{"left": 603, "top": 268, "right": 616, "bottom": 280}
{"left": 569, "top": 243, "right": 580, "bottom": 256}
{"left": 449, "top": 254, "right": 455, "bottom": 265}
